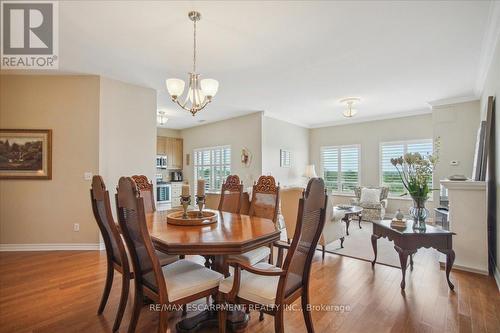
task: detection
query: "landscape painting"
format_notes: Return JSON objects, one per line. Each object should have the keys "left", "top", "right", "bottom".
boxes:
{"left": 0, "top": 129, "right": 52, "bottom": 179}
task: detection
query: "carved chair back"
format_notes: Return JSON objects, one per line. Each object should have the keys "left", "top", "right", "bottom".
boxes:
{"left": 90, "top": 175, "right": 128, "bottom": 270}
{"left": 131, "top": 175, "right": 156, "bottom": 213}
{"left": 279, "top": 178, "right": 327, "bottom": 299}
{"left": 218, "top": 175, "right": 243, "bottom": 213}
{"left": 116, "top": 177, "right": 168, "bottom": 303}
{"left": 248, "top": 176, "right": 280, "bottom": 223}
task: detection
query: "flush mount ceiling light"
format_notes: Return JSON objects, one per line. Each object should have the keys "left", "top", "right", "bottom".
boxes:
{"left": 157, "top": 111, "right": 168, "bottom": 126}
{"left": 166, "top": 11, "right": 219, "bottom": 116}
{"left": 339, "top": 97, "right": 361, "bottom": 118}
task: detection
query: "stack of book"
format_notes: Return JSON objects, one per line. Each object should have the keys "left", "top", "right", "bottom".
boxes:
{"left": 391, "top": 218, "right": 407, "bottom": 228}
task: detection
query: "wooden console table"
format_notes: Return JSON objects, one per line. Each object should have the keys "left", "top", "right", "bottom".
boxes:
{"left": 371, "top": 220, "right": 456, "bottom": 290}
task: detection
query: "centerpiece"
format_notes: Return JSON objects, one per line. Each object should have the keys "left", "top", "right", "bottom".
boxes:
{"left": 390, "top": 142, "right": 439, "bottom": 231}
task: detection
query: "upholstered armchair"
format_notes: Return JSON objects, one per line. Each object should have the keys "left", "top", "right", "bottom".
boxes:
{"left": 319, "top": 195, "right": 346, "bottom": 259}
{"left": 351, "top": 186, "right": 389, "bottom": 221}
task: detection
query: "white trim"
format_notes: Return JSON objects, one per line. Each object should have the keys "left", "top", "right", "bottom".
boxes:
{"left": 475, "top": 1, "right": 500, "bottom": 96}
{"left": 0, "top": 243, "right": 104, "bottom": 252}
{"left": 320, "top": 144, "right": 361, "bottom": 194}
{"left": 427, "top": 96, "right": 479, "bottom": 109}
{"left": 440, "top": 180, "right": 486, "bottom": 191}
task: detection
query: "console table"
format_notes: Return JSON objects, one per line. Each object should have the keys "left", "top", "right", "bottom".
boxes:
{"left": 371, "top": 220, "right": 456, "bottom": 290}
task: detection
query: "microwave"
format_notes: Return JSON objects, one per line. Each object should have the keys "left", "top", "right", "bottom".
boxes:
{"left": 156, "top": 155, "right": 167, "bottom": 169}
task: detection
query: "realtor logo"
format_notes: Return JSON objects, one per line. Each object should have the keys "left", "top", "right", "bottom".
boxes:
{"left": 1, "top": 1, "right": 58, "bottom": 69}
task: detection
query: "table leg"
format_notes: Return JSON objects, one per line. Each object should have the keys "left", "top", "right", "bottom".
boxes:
{"left": 371, "top": 234, "right": 380, "bottom": 266}
{"left": 358, "top": 214, "right": 362, "bottom": 229}
{"left": 340, "top": 237, "right": 345, "bottom": 248}
{"left": 410, "top": 253, "right": 414, "bottom": 270}
{"left": 395, "top": 246, "right": 408, "bottom": 289}
{"left": 345, "top": 217, "right": 351, "bottom": 236}
{"left": 441, "top": 249, "right": 455, "bottom": 290}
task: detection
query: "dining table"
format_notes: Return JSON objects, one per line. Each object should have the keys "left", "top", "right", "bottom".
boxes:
{"left": 146, "top": 209, "right": 281, "bottom": 332}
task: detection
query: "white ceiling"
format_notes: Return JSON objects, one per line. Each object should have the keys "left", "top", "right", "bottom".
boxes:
{"left": 17, "top": 1, "right": 498, "bottom": 128}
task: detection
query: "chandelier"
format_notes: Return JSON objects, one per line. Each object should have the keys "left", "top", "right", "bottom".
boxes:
{"left": 166, "top": 11, "right": 219, "bottom": 116}
{"left": 340, "top": 97, "right": 360, "bottom": 118}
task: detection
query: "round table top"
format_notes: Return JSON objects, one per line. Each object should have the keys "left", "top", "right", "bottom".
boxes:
{"left": 334, "top": 205, "right": 363, "bottom": 214}
{"left": 146, "top": 209, "right": 280, "bottom": 255}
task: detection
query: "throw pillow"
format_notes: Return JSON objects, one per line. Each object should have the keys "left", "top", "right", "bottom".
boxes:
{"left": 360, "top": 188, "right": 381, "bottom": 204}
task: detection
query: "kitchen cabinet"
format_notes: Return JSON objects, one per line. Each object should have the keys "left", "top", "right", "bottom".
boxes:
{"left": 157, "top": 136, "right": 183, "bottom": 169}
{"left": 170, "top": 182, "right": 183, "bottom": 207}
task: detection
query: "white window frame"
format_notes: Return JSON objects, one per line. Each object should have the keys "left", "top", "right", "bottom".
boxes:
{"left": 320, "top": 144, "right": 361, "bottom": 194}
{"left": 193, "top": 145, "right": 231, "bottom": 193}
{"left": 379, "top": 139, "right": 433, "bottom": 198}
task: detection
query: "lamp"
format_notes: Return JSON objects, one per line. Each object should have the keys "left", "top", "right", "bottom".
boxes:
{"left": 304, "top": 165, "right": 317, "bottom": 179}
{"left": 339, "top": 97, "right": 361, "bottom": 118}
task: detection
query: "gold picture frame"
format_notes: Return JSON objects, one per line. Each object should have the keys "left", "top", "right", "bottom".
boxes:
{"left": 0, "top": 129, "right": 52, "bottom": 180}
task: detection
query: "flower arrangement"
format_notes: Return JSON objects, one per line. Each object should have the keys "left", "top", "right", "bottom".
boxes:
{"left": 390, "top": 139, "right": 440, "bottom": 230}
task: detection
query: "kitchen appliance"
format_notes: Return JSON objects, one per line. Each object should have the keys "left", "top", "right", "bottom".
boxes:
{"left": 157, "top": 182, "right": 171, "bottom": 203}
{"left": 170, "top": 171, "right": 183, "bottom": 182}
{"left": 156, "top": 155, "right": 167, "bottom": 169}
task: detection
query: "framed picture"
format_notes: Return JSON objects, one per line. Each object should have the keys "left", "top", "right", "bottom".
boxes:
{"left": 280, "top": 149, "right": 291, "bottom": 168}
{"left": 0, "top": 129, "right": 52, "bottom": 180}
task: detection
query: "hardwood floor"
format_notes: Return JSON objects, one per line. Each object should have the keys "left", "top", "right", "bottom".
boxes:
{"left": 0, "top": 249, "right": 499, "bottom": 333}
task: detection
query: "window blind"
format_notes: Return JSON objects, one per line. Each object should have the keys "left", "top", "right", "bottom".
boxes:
{"left": 380, "top": 140, "right": 433, "bottom": 196}
{"left": 321, "top": 145, "right": 360, "bottom": 193}
{"left": 193, "top": 146, "right": 231, "bottom": 192}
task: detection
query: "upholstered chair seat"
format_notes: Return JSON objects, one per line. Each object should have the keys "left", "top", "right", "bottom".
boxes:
{"left": 219, "top": 262, "right": 281, "bottom": 305}
{"left": 153, "top": 260, "right": 223, "bottom": 302}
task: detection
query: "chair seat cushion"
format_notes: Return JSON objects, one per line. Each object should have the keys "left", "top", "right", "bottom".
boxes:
{"left": 227, "top": 246, "right": 271, "bottom": 265}
{"left": 163, "top": 259, "right": 223, "bottom": 302}
{"left": 219, "top": 262, "right": 280, "bottom": 305}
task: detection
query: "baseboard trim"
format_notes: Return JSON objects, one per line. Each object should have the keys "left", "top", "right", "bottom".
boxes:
{"left": 0, "top": 243, "right": 105, "bottom": 252}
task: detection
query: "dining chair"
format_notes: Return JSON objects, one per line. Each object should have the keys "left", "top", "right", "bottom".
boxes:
{"left": 218, "top": 178, "right": 328, "bottom": 333}
{"left": 131, "top": 175, "right": 155, "bottom": 213}
{"left": 90, "top": 176, "right": 179, "bottom": 332}
{"left": 218, "top": 175, "right": 243, "bottom": 213}
{"left": 227, "top": 176, "right": 280, "bottom": 266}
{"left": 280, "top": 187, "right": 304, "bottom": 244}
{"left": 116, "top": 177, "right": 223, "bottom": 333}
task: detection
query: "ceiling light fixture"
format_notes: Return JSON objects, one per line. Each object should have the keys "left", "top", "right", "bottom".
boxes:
{"left": 340, "top": 97, "right": 360, "bottom": 118}
{"left": 157, "top": 111, "right": 168, "bottom": 126}
{"left": 166, "top": 11, "right": 219, "bottom": 116}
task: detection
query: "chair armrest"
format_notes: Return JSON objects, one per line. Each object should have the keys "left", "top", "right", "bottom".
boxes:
{"left": 225, "top": 259, "right": 286, "bottom": 302}
{"left": 350, "top": 198, "right": 360, "bottom": 205}
{"left": 380, "top": 199, "right": 388, "bottom": 209}
{"left": 274, "top": 240, "right": 290, "bottom": 250}
{"left": 273, "top": 240, "right": 290, "bottom": 268}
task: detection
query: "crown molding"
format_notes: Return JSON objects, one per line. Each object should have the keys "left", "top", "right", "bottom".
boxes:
{"left": 427, "top": 95, "right": 479, "bottom": 109}
{"left": 308, "top": 108, "right": 432, "bottom": 129}
{"left": 475, "top": 1, "right": 500, "bottom": 96}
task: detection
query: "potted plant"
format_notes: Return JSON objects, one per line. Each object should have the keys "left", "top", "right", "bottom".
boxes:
{"left": 390, "top": 143, "right": 439, "bottom": 231}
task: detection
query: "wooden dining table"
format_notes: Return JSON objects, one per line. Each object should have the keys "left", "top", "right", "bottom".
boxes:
{"left": 146, "top": 209, "right": 281, "bottom": 332}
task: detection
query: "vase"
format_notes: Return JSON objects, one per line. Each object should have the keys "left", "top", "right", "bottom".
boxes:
{"left": 409, "top": 196, "right": 428, "bottom": 231}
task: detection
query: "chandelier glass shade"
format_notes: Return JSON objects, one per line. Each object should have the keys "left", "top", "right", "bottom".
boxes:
{"left": 166, "top": 11, "right": 219, "bottom": 116}
{"left": 340, "top": 97, "right": 360, "bottom": 118}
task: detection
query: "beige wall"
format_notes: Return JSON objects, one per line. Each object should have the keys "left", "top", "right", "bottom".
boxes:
{"left": 262, "top": 116, "right": 309, "bottom": 186}
{"left": 99, "top": 77, "right": 157, "bottom": 219}
{"left": 481, "top": 34, "right": 500, "bottom": 282}
{"left": 181, "top": 112, "right": 263, "bottom": 192}
{"left": 432, "top": 100, "right": 480, "bottom": 202}
{"left": 0, "top": 75, "right": 100, "bottom": 244}
{"left": 157, "top": 128, "right": 181, "bottom": 138}
{"left": 310, "top": 114, "right": 434, "bottom": 215}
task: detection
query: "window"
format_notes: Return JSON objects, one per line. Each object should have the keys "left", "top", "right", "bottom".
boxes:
{"left": 380, "top": 140, "right": 433, "bottom": 196}
{"left": 193, "top": 145, "right": 231, "bottom": 193}
{"left": 321, "top": 145, "right": 360, "bottom": 193}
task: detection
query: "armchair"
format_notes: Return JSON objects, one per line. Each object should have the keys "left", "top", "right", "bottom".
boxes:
{"left": 319, "top": 195, "right": 346, "bottom": 259}
{"left": 351, "top": 186, "right": 389, "bottom": 221}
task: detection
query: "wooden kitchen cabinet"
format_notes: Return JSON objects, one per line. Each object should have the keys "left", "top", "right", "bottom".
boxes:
{"left": 157, "top": 136, "right": 183, "bottom": 169}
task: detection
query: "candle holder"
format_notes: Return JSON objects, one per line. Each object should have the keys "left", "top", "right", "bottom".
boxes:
{"left": 180, "top": 195, "right": 191, "bottom": 219}
{"left": 196, "top": 195, "right": 206, "bottom": 218}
